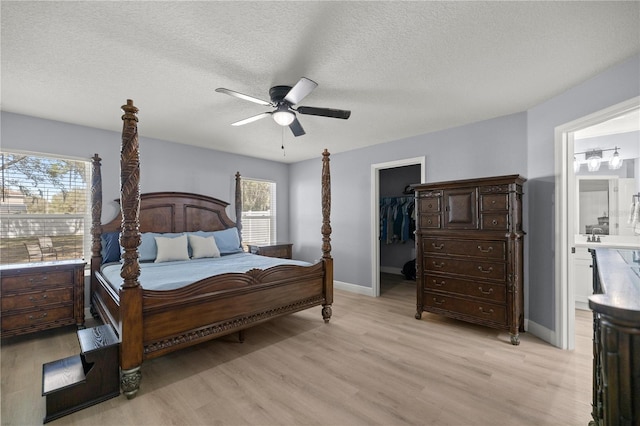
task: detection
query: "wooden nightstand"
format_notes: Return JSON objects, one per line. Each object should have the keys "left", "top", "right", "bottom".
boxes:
{"left": 0, "top": 260, "right": 86, "bottom": 338}
{"left": 247, "top": 242, "right": 293, "bottom": 259}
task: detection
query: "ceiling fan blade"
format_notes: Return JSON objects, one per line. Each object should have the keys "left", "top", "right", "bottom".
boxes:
{"left": 216, "top": 88, "right": 272, "bottom": 106}
{"left": 231, "top": 112, "right": 271, "bottom": 126}
{"left": 284, "top": 77, "right": 318, "bottom": 105}
{"left": 289, "top": 117, "right": 306, "bottom": 137}
{"left": 297, "top": 106, "right": 351, "bottom": 120}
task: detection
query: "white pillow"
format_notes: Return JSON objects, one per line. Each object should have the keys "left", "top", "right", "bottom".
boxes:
{"left": 154, "top": 234, "right": 190, "bottom": 263}
{"left": 188, "top": 234, "right": 220, "bottom": 259}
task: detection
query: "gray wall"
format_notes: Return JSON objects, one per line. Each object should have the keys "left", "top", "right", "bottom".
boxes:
{"left": 291, "top": 53, "right": 639, "bottom": 340}
{"left": 1, "top": 111, "right": 290, "bottom": 233}
{"left": 525, "top": 53, "right": 640, "bottom": 331}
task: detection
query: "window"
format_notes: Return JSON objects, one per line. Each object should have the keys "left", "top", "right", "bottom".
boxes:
{"left": 0, "top": 151, "right": 91, "bottom": 265}
{"left": 241, "top": 178, "right": 276, "bottom": 246}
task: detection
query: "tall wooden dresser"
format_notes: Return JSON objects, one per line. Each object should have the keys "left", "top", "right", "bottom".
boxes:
{"left": 413, "top": 175, "right": 526, "bottom": 345}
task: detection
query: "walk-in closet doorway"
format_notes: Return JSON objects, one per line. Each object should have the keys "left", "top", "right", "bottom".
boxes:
{"left": 371, "top": 157, "right": 425, "bottom": 297}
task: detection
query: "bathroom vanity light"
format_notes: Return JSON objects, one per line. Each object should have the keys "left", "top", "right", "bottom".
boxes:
{"left": 574, "top": 147, "right": 623, "bottom": 172}
{"left": 608, "top": 147, "right": 623, "bottom": 170}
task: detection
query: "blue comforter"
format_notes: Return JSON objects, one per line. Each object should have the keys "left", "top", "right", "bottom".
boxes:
{"left": 100, "top": 252, "right": 313, "bottom": 291}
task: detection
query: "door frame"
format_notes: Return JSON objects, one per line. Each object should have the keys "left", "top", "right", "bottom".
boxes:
{"left": 371, "top": 157, "right": 426, "bottom": 297}
{"left": 553, "top": 96, "right": 639, "bottom": 349}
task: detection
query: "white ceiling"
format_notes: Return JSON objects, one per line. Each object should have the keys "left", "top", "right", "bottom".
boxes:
{"left": 2, "top": 1, "right": 639, "bottom": 163}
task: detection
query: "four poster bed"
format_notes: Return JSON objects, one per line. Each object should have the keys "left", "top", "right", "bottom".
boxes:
{"left": 89, "top": 100, "right": 333, "bottom": 398}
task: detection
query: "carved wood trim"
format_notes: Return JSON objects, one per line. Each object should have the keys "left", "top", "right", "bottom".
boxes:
{"left": 321, "top": 149, "right": 332, "bottom": 260}
{"left": 119, "top": 100, "right": 141, "bottom": 289}
{"left": 235, "top": 171, "right": 242, "bottom": 247}
{"left": 143, "top": 295, "right": 325, "bottom": 357}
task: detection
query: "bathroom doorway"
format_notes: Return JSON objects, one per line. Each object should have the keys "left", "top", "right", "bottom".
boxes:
{"left": 554, "top": 97, "right": 639, "bottom": 349}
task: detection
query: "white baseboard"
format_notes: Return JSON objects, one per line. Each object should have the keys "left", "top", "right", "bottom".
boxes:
{"left": 334, "top": 280, "right": 375, "bottom": 297}
{"left": 575, "top": 301, "right": 590, "bottom": 311}
{"left": 525, "top": 318, "right": 556, "bottom": 346}
{"left": 380, "top": 266, "right": 402, "bottom": 275}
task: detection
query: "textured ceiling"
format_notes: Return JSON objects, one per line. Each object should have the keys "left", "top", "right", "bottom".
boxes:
{"left": 2, "top": 1, "right": 639, "bottom": 163}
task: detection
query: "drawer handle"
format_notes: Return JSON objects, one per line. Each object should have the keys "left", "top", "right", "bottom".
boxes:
{"left": 492, "top": 219, "right": 498, "bottom": 225}
{"left": 478, "top": 287, "right": 494, "bottom": 295}
{"left": 479, "top": 307, "right": 494, "bottom": 315}
{"left": 433, "top": 298, "right": 445, "bottom": 305}
{"left": 427, "top": 219, "right": 432, "bottom": 225}
{"left": 432, "top": 279, "right": 446, "bottom": 287}
{"left": 491, "top": 200, "right": 496, "bottom": 204}
{"left": 28, "top": 294, "right": 48, "bottom": 301}
{"left": 28, "top": 312, "right": 48, "bottom": 321}
{"left": 28, "top": 276, "right": 48, "bottom": 283}
{"left": 431, "top": 243, "right": 444, "bottom": 250}
{"left": 432, "top": 261, "right": 445, "bottom": 269}
{"left": 477, "top": 266, "right": 493, "bottom": 274}
{"left": 477, "top": 245, "right": 493, "bottom": 253}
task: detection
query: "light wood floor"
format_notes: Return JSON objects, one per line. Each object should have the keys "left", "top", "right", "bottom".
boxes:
{"left": 2, "top": 275, "right": 593, "bottom": 426}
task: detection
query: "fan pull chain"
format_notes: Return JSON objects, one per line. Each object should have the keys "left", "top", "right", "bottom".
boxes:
{"left": 281, "top": 126, "right": 286, "bottom": 157}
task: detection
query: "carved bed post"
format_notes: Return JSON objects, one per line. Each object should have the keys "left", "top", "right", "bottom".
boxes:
{"left": 118, "top": 100, "right": 143, "bottom": 398}
{"left": 321, "top": 149, "right": 333, "bottom": 322}
{"left": 235, "top": 171, "right": 242, "bottom": 247}
{"left": 90, "top": 154, "right": 102, "bottom": 309}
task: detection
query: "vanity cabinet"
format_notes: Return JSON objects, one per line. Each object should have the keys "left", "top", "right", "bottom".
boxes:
{"left": 589, "top": 249, "right": 640, "bottom": 426}
{"left": 413, "top": 175, "right": 526, "bottom": 345}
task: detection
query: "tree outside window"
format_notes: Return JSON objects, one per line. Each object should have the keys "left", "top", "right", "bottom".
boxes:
{"left": 0, "top": 151, "right": 91, "bottom": 264}
{"left": 241, "top": 178, "right": 276, "bottom": 246}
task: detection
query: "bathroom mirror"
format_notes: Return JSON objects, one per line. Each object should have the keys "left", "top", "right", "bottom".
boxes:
{"left": 574, "top": 108, "right": 639, "bottom": 238}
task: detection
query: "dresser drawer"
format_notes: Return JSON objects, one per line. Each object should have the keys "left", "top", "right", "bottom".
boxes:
{"left": 1, "top": 270, "right": 74, "bottom": 292}
{"left": 424, "top": 291, "right": 507, "bottom": 325}
{"left": 1, "top": 288, "right": 73, "bottom": 311}
{"left": 1, "top": 305, "right": 74, "bottom": 332}
{"left": 481, "top": 214, "right": 509, "bottom": 230}
{"left": 422, "top": 238, "right": 505, "bottom": 260}
{"left": 418, "top": 196, "right": 441, "bottom": 213}
{"left": 480, "top": 194, "right": 508, "bottom": 211}
{"left": 419, "top": 214, "right": 441, "bottom": 229}
{"left": 424, "top": 256, "right": 505, "bottom": 281}
{"left": 423, "top": 274, "right": 506, "bottom": 303}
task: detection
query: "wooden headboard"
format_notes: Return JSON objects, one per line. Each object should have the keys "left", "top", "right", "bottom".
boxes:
{"left": 101, "top": 192, "right": 238, "bottom": 234}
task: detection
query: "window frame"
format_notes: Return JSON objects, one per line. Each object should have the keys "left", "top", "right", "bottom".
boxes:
{"left": 240, "top": 177, "right": 277, "bottom": 246}
{"left": 0, "top": 149, "right": 92, "bottom": 265}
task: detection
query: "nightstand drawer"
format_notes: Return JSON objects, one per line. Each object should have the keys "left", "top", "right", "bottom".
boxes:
{"left": 1, "top": 288, "right": 73, "bottom": 311}
{"left": 1, "top": 270, "right": 73, "bottom": 292}
{"left": 1, "top": 305, "right": 75, "bottom": 332}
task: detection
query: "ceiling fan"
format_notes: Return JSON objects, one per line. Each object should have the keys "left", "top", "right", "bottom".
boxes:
{"left": 215, "top": 77, "right": 351, "bottom": 137}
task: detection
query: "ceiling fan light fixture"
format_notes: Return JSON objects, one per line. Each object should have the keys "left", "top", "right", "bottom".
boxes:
{"left": 272, "top": 105, "right": 295, "bottom": 126}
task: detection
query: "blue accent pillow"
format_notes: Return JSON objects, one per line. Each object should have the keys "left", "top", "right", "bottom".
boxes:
{"left": 213, "top": 228, "right": 243, "bottom": 254}
{"left": 101, "top": 232, "right": 121, "bottom": 264}
{"left": 137, "top": 232, "right": 184, "bottom": 261}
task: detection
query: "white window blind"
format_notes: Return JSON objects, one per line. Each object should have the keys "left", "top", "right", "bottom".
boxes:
{"left": 0, "top": 151, "right": 91, "bottom": 265}
{"left": 241, "top": 178, "right": 276, "bottom": 246}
